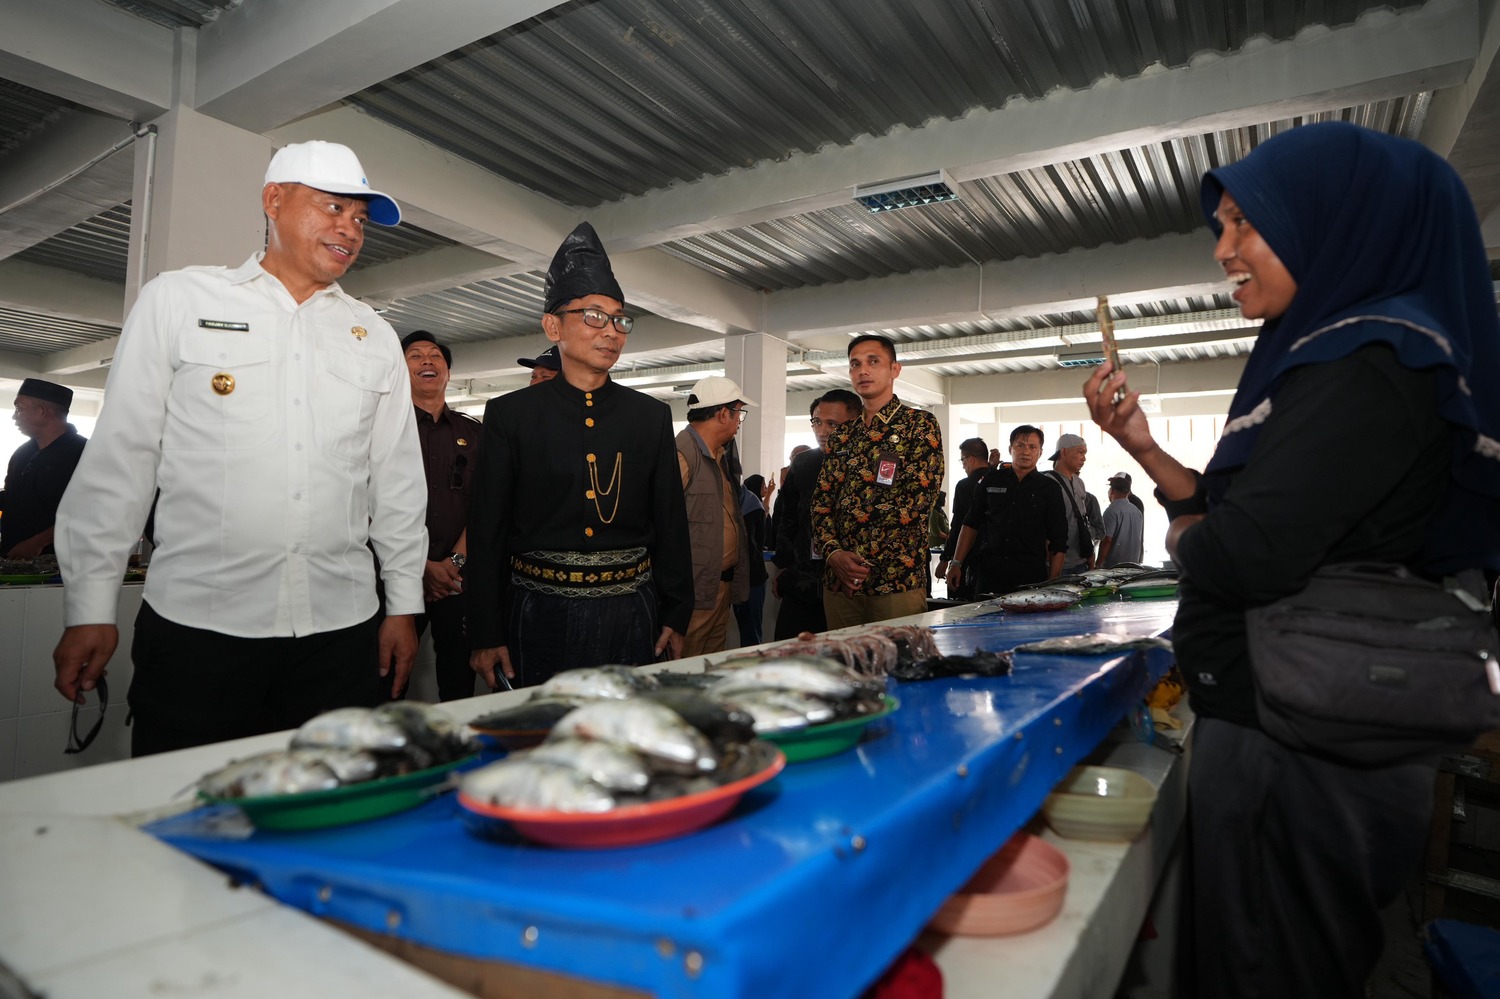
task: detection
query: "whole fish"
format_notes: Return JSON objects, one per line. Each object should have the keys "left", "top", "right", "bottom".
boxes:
{"left": 527, "top": 737, "right": 653, "bottom": 793}
{"left": 708, "top": 657, "right": 878, "bottom": 702}
{"left": 1012, "top": 633, "right": 1174, "bottom": 655}
{"left": 550, "top": 699, "right": 720, "bottom": 775}
{"left": 291, "top": 708, "right": 408, "bottom": 754}
{"left": 536, "top": 666, "right": 661, "bottom": 702}
{"left": 469, "top": 697, "right": 577, "bottom": 733}
{"left": 460, "top": 758, "right": 616, "bottom": 813}
{"left": 197, "top": 748, "right": 380, "bottom": 799}
{"left": 374, "top": 702, "right": 476, "bottom": 767}
{"left": 640, "top": 689, "right": 757, "bottom": 747}
{"left": 719, "top": 688, "right": 841, "bottom": 733}
{"left": 892, "top": 650, "right": 1013, "bottom": 682}
{"left": 995, "top": 588, "right": 1080, "bottom": 612}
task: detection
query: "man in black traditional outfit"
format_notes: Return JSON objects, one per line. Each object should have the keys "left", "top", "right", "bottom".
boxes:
{"left": 465, "top": 223, "right": 693, "bottom": 689}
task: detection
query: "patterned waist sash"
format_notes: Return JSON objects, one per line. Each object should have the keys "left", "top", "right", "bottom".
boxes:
{"left": 510, "top": 547, "right": 652, "bottom": 598}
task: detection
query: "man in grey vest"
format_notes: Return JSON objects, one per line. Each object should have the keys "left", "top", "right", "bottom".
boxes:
{"left": 675, "top": 376, "right": 754, "bottom": 656}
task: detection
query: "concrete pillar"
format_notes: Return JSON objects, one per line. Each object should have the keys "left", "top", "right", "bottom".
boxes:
{"left": 723, "top": 331, "right": 787, "bottom": 485}
{"left": 125, "top": 104, "right": 270, "bottom": 312}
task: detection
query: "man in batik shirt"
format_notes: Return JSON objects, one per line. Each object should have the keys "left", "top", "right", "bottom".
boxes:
{"left": 811, "top": 334, "right": 944, "bottom": 629}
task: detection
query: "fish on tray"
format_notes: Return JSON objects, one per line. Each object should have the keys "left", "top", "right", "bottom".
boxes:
{"left": 552, "top": 699, "right": 721, "bottom": 775}
{"left": 197, "top": 748, "right": 382, "bottom": 799}
{"left": 1011, "top": 633, "right": 1173, "bottom": 655}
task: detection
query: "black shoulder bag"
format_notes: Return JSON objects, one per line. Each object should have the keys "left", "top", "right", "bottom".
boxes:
{"left": 1245, "top": 563, "right": 1500, "bottom": 766}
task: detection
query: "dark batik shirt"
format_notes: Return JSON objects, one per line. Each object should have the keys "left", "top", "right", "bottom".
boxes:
{"left": 811, "top": 396, "right": 944, "bottom": 595}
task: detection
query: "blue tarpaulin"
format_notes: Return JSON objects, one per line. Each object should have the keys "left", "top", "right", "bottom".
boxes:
{"left": 148, "top": 599, "right": 1177, "bottom": 999}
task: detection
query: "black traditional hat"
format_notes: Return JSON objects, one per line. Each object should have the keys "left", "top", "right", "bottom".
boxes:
{"left": 17, "top": 378, "right": 72, "bottom": 412}
{"left": 543, "top": 222, "right": 624, "bottom": 315}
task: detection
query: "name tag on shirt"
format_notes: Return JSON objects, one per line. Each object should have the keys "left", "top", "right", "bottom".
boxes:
{"left": 987, "top": 486, "right": 1008, "bottom": 494}
{"left": 875, "top": 450, "right": 898, "bottom": 486}
{"left": 198, "top": 318, "right": 250, "bottom": 331}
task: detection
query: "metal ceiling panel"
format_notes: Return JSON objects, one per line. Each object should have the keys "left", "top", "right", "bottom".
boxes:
{"left": 347, "top": 0, "right": 1416, "bottom": 209}
{"left": 0, "top": 307, "right": 120, "bottom": 355}
{"left": 658, "top": 99, "right": 1431, "bottom": 291}
{"left": 96, "top": 0, "right": 242, "bottom": 29}
{"left": 10, "top": 203, "right": 456, "bottom": 284}
{"left": 0, "top": 79, "right": 79, "bottom": 160}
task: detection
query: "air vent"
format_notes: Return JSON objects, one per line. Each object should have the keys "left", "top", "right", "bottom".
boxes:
{"left": 1056, "top": 343, "right": 1105, "bottom": 368}
{"left": 853, "top": 172, "right": 958, "bottom": 213}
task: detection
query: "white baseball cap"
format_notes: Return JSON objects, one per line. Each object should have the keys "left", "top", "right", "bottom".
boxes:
{"left": 264, "top": 141, "right": 401, "bottom": 226}
{"left": 687, "top": 375, "right": 756, "bottom": 409}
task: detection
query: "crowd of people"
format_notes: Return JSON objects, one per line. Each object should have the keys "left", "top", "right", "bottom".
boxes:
{"left": 6, "top": 118, "right": 1495, "bottom": 997}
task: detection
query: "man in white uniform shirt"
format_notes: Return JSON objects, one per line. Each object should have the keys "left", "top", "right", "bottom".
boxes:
{"left": 52, "top": 141, "right": 428, "bottom": 756}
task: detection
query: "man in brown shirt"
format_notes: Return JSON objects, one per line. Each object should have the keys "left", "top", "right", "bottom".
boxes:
{"left": 675, "top": 375, "right": 754, "bottom": 656}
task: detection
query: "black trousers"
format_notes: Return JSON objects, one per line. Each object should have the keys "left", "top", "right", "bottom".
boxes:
{"left": 1183, "top": 717, "right": 1436, "bottom": 998}
{"left": 127, "top": 601, "right": 383, "bottom": 757}
{"left": 772, "top": 563, "right": 827, "bottom": 639}
{"left": 508, "top": 585, "right": 658, "bottom": 689}
{"left": 415, "top": 589, "right": 476, "bottom": 701}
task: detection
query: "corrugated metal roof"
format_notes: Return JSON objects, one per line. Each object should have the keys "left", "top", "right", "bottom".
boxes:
{"left": 347, "top": 0, "right": 1418, "bottom": 209}
{"left": 657, "top": 98, "right": 1430, "bottom": 290}
{"left": 0, "top": 78, "right": 78, "bottom": 160}
{"left": 0, "top": 306, "right": 120, "bottom": 355}
{"left": 10, "top": 203, "right": 456, "bottom": 284}
{"left": 96, "top": 0, "right": 242, "bottom": 29}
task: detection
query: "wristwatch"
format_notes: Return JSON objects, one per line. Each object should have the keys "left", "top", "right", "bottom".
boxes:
{"left": 448, "top": 552, "right": 467, "bottom": 569}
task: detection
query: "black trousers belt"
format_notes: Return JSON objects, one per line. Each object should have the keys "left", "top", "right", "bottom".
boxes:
{"left": 511, "top": 547, "right": 652, "bottom": 597}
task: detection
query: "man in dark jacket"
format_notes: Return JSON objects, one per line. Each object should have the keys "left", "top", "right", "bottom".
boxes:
{"left": 935, "top": 437, "right": 989, "bottom": 600}
{"left": 1, "top": 379, "right": 87, "bottom": 558}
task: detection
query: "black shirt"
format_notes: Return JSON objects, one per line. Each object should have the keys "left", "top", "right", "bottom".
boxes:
{"left": 772, "top": 447, "right": 826, "bottom": 574}
{"left": 964, "top": 464, "right": 1068, "bottom": 588}
{"left": 1173, "top": 345, "right": 1450, "bottom": 726}
{"left": 465, "top": 375, "right": 693, "bottom": 647}
{"left": 942, "top": 465, "right": 988, "bottom": 561}
{"left": 0, "top": 426, "right": 87, "bottom": 556}
{"left": 412, "top": 405, "right": 482, "bottom": 561}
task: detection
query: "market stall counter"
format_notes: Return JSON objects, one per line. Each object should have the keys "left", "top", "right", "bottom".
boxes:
{"left": 147, "top": 599, "right": 1173, "bottom": 999}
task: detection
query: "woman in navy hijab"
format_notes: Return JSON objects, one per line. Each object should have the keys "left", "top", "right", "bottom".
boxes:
{"left": 1085, "top": 122, "right": 1500, "bottom": 997}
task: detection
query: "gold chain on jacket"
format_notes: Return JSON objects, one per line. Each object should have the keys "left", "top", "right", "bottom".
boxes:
{"left": 586, "top": 451, "right": 623, "bottom": 524}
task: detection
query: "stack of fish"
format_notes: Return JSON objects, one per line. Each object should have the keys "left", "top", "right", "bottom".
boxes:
{"left": 196, "top": 702, "right": 476, "bottom": 799}
{"left": 703, "top": 656, "right": 888, "bottom": 733}
{"left": 990, "top": 566, "right": 1179, "bottom": 612}
{"left": 730, "top": 623, "right": 942, "bottom": 679}
{"left": 467, "top": 665, "right": 663, "bottom": 733}
{"left": 460, "top": 692, "right": 761, "bottom": 813}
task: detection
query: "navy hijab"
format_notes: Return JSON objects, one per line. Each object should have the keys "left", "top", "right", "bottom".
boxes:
{"left": 1198, "top": 122, "right": 1500, "bottom": 574}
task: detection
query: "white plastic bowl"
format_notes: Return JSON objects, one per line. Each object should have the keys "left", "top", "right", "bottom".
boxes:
{"left": 1042, "top": 765, "right": 1156, "bottom": 842}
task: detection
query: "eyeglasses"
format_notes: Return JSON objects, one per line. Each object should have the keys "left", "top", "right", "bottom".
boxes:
{"left": 554, "top": 308, "right": 634, "bottom": 334}
{"left": 65, "top": 676, "right": 108, "bottom": 755}
{"left": 728, "top": 407, "right": 748, "bottom": 422}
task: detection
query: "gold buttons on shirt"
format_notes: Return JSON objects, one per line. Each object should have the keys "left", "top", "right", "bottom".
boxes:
{"left": 351, "top": 326, "right": 367, "bottom": 340}
{"left": 211, "top": 373, "right": 235, "bottom": 395}
{"left": 585, "top": 418, "right": 595, "bottom": 427}
{"left": 586, "top": 489, "right": 596, "bottom": 500}
{"left": 586, "top": 453, "right": 596, "bottom": 463}
{"left": 584, "top": 527, "right": 594, "bottom": 537}
{"left": 585, "top": 391, "right": 594, "bottom": 408}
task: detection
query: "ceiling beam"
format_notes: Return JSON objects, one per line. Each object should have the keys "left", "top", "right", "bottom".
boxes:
{"left": 340, "top": 245, "right": 520, "bottom": 303}
{"left": 764, "top": 232, "right": 1224, "bottom": 338}
{"left": 194, "top": 0, "right": 560, "bottom": 133}
{"left": 585, "top": 0, "right": 1479, "bottom": 251}
{"left": 949, "top": 355, "right": 1248, "bottom": 408}
{"left": 447, "top": 314, "right": 727, "bottom": 381}
{"left": 0, "top": 0, "right": 173, "bottom": 120}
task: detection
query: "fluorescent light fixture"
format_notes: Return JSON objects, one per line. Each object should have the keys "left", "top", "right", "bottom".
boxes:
{"left": 853, "top": 171, "right": 958, "bottom": 213}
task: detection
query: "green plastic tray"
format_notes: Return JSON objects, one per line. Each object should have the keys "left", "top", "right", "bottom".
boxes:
{"left": 760, "top": 696, "right": 900, "bottom": 763}
{"left": 1119, "top": 583, "right": 1179, "bottom": 600}
{"left": 200, "top": 754, "right": 476, "bottom": 831}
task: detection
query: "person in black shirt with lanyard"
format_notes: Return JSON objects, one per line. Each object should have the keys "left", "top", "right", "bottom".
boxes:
{"left": 465, "top": 223, "right": 692, "bottom": 689}
{"left": 2, "top": 379, "right": 87, "bottom": 559}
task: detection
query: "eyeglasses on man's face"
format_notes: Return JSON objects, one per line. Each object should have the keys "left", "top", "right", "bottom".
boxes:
{"left": 555, "top": 308, "right": 634, "bottom": 334}
{"left": 728, "top": 406, "right": 748, "bottom": 422}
